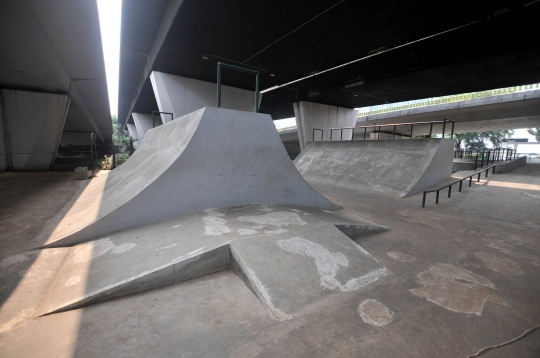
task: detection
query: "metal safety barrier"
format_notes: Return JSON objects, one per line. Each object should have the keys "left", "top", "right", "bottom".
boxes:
{"left": 313, "top": 118, "right": 455, "bottom": 142}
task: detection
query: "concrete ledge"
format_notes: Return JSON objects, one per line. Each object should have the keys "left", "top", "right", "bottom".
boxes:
{"left": 495, "top": 156, "right": 527, "bottom": 174}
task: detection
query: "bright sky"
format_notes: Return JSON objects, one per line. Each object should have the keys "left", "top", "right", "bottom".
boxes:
{"left": 97, "top": 0, "right": 122, "bottom": 117}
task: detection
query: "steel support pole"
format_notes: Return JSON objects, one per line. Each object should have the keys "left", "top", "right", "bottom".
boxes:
{"left": 410, "top": 124, "right": 413, "bottom": 139}
{"left": 112, "top": 134, "right": 116, "bottom": 169}
{"left": 393, "top": 125, "right": 396, "bottom": 139}
{"left": 429, "top": 123, "right": 433, "bottom": 138}
{"left": 422, "top": 192, "right": 426, "bottom": 207}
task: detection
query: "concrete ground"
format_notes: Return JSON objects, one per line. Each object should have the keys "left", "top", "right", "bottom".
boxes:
{"left": 0, "top": 165, "right": 539, "bottom": 357}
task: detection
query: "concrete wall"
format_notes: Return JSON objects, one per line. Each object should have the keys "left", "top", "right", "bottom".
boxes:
{"left": 150, "top": 72, "right": 261, "bottom": 121}
{"left": 495, "top": 156, "right": 527, "bottom": 174}
{"left": 293, "top": 102, "right": 358, "bottom": 150}
{"left": 0, "top": 89, "right": 69, "bottom": 171}
{"left": 132, "top": 113, "right": 161, "bottom": 143}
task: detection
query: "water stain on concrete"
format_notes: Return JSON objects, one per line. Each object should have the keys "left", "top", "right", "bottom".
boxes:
{"left": 112, "top": 243, "right": 136, "bottom": 254}
{"left": 358, "top": 299, "right": 393, "bottom": 327}
{"left": 203, "top": 216, "right": 231, "bottom": 236}
{"left": 237, "top": 212, "right": 307, "bottom": 228}
{"left": 410, "top": 263, "right": 508, "bottom": 316}
{"left": 238, "top": 229, "right": 258, "bottom": 236}
{"left": 279, "top": 237, "right": 389, "bottom": 292}
{"left": 486, "top": 239, "right": 540, "bottom": 266}
{"left": 474, "top": 252, "right": 523, "bottom": 275}
{"left": 387, "top": 252, "right": 416, "bottom": 262}
{"left": 65, "top": 276, "right": 81, "bottom": 287}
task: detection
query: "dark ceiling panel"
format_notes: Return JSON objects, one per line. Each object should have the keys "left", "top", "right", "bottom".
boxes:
{"left": 119, "top": 0, "right": 540, "bottom": 124}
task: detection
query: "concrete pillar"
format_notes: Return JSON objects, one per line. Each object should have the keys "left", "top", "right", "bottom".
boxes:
{"left": 150, "top": 71, "right": 262, "bottom": 120}
{"left": 126, "top": 123, "right": 139, "bottom": 149}
{"left": 0, "top": 89, "right": 69, "bottom": 171}
{"left": 132, "top": 113, "right": 162, "bottom": 143}
{"left": 293, "top": 101, "right": 358, "bottom": 150}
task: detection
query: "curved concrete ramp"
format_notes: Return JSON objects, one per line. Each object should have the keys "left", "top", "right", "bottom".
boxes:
{"left": 40, "top": 107, "right": 337, "bottom": 248}
{"left": 295, "top": 139, "right": 453, "bottom": 197}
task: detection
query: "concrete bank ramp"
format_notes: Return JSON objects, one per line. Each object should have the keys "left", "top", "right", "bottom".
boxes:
{"left": 295, "top": 139, "right": 453, "bottom": 197}
{"left": 38, "top": 107, "right": 337, "bottom": 248}
{"left": 31, "top": 204, "right": 389, "bottom": 318}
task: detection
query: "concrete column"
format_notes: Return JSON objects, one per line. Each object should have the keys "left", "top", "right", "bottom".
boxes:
{"left": 0, "top": 89, "right": 69, "bottom": 171}
{"left": 150, "top": 71, "right": 262, "bottom": 120}
{"left": 126, "top": 123, "right": 139, "bottom": 149}
{"left": 132, "top": 113, "right": 162, "bottom": 142}
{"left": 293, "top": 101, "right": 358, "bottom": 150}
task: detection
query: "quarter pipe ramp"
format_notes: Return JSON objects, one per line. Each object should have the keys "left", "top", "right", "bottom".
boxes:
{"left": 294, "top": 139, "right": 453, "bottom": 197}
{"left": 39, "top": 107, "right": 338, "bottom": 248}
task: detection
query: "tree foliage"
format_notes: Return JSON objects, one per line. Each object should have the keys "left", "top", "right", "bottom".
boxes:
{"left": 527, "top": 128, "right": 540, "bottom": 142}
{"left": 112, "top": 114, "right": 131, "bottom": 148}
{"left": 448, "top": 130, "right": 514, "bottom": 150}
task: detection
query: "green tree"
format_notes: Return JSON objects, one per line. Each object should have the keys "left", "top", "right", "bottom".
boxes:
{"left": 447, "top": 130, "right": 513, "bottom": 150}
{"left": 112, "top": 114, "right": 131, "bottom": 148}
{"left": 527, "top": 128, "right": 540, "bottom": 142}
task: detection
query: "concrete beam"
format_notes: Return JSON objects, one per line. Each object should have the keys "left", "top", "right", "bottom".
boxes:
{"left": 357, "top": 90, "right": 540, "bottom": 134}
{"left": 121, "top": 0, "right": 185, "bottom": 126}
{"left": 150, "top": 72, "right": 262, "bottom": 120}
{"left": 293, "top": 102, "right": 358, "bottom": 150}
{"left": 0, "top": 89, "right": 69, "bottom": 171}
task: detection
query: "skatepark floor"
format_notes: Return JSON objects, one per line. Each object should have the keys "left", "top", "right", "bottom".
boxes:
{"left": 1, "top": 165, "right": 539, "bottom": 357}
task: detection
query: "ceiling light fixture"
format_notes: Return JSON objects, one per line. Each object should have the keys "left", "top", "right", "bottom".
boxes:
{"left": 202, "top": 55, "right": 209, "bottom": 60}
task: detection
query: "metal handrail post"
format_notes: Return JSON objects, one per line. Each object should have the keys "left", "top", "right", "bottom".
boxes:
{"left": 429, "top": 123, "right": 433, "bottom": 138}
{"left": 90, "top": 132, "right": 94, "bottom": 173}
{"left": 364, "top": 127, "right": 367, "bottom": 140}
{"left": 442, "top": 119, "right": 447, "bottom": 137}
{"left": 448, "top": 185, "right": 452, "bottom": 198}
{"left": 410, "top": 124, "right": 413, "bottom": 139}
{"left": 436, "top": 190, "right": 439, "bottom": 204}
{"left": 422, "top": 192, "right": 426, "bottom": 207}
{"left": 112, "top": 134, "right": 116, "bottom": 169}
{"left": 217, "top": 62, "right": 260, "bottom": 113}
{"left": 393, "top": 125, "right": 396, "bottom": 139}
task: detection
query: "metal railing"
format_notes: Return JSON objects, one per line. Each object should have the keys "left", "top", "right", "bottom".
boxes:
{"left": 217, "top": 62, "right": 259, "bottom": 113}
{"left": 152, "top": 111, "right": 174, "bottom": 128}
{"left": 313, "top": 118, "right": 455, "bottom": 142}
{"left": 422, "top": 165, "right": 497, "bottom": 207}
{"left": 454, "top": 148, "right": 518, "bottom": 169}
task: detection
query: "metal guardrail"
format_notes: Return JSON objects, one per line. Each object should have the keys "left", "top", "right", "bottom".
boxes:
{"left": 313, "top": 118, "right": 455, "bottom": 142}
{"left": 152, "top": 111, "right": 174, "bottom": 128}
{"left": 422, "top": 164, "right": 497, "bottom": 207}
{"left": 454, "top": 148, "right": 518, "bottom": 170}
{"left": 217, "top": 62, "right": 260, "bottom": 113}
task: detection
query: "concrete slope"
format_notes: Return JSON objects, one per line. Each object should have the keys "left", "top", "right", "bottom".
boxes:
{"left": 294, "top": 139, "right": 453, "bottom": 197}
{"left": 34, "top": 204, "right": 387, "bottom": 317}
{"left": 38, "top": 107, "right": 338, "bottom": 248}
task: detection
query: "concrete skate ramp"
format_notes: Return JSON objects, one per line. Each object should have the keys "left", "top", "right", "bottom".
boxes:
{"left": 295, "top": 139, "right": 453, "bottom": 197}
{"left": 40, "top": 107, "right": 337, "bottom": 248}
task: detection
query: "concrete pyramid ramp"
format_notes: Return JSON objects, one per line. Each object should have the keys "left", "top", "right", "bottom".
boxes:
{"left": 295, "top": 139, "right": 453, "bottom": 197}
{"left": 39, "top": 107, "right": 337, "bottom": 248}
{"left": 33, "top": 204, "right": 387, "bottom": 317}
